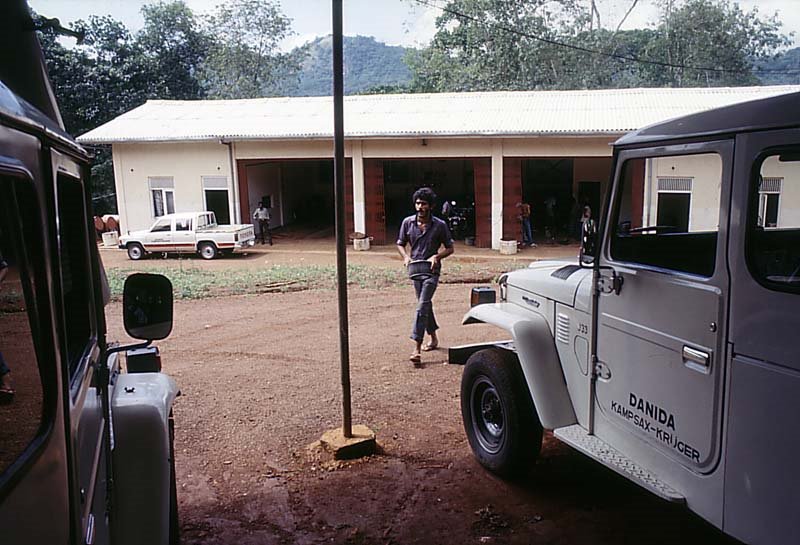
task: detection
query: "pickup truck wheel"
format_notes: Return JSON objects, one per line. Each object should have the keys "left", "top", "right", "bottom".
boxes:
{"left": 198, "top": 242, "right": 217, "bottom": 260}
{"left": 127, "top": 242, "right": 145, "bottom": 260}
{"left": 461, "top": 349, "right": 542, "bottom": 478}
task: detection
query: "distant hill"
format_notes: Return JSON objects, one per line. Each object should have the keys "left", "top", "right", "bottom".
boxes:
{"left": 757, "top": 47, "right": 800, "bottom": 85}
{"left": 282, "top": 35, "right": 412, "bottom": 96}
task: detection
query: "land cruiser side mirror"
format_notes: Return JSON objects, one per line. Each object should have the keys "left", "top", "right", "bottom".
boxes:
{"left": 579, "top": 219, "right": 597, "bottom": 265}
{"left": 123, "top": 273, "right": 173, "bottom": 341}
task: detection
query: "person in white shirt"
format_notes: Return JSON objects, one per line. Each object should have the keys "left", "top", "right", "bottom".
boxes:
{"left": 252, "top": 202, "right": 272, "bottom": 245}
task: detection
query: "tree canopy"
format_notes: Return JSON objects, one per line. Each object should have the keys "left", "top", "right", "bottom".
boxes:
{"left": 406, "top": 0, "right": 791, "bottom": 92}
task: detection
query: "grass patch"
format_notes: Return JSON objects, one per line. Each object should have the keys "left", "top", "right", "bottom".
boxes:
{"left": 105, "top": 261, "right": 531, "bottom": 300}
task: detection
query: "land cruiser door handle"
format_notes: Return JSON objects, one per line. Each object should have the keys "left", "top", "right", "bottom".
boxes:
{"left": 682, "top": 346, "right": 710, "bottom": 369}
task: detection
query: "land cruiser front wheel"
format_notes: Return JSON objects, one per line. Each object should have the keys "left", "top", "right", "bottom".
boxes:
{"left": 461, "top": 349, "right": 542, "bottom": 478}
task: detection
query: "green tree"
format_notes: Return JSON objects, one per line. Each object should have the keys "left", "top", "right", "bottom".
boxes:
{"left": 406, "top": 0, "right": 584, "bottom": 93}
{"left": 407, "top": 0, "right": 791, "bottom": 92}
{"left": 201, "top": 0, "right": 301, "bottom": 98}
{"left": 643, "top": 0, "right": 791, "bottom": 86}
{"left": 138, "top": 1, "right": 211, "bottom": 99}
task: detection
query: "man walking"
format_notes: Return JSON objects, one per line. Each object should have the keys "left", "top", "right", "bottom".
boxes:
{"left": 396, "top": 187, "right": 454, "bottom": 367}
{"left": 252, "top": 201, "right": 272, "bottom": 245}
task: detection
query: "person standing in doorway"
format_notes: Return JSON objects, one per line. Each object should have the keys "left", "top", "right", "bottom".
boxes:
{"left": 253, "top": 202, "right": 272, "bottom": 245}
{"left": 516, "top": 201, "right": 535, "bottom": 248}
{"left": 396, "top": 187, "right": 454, "bottom": 367}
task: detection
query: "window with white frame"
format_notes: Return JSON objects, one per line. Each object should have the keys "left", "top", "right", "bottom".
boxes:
{"left": 758, "top": 177, "right": 782, "bottom": 228}
{"left": 656, "top": 177, "right": 693, "bottom": 233}
{"left": 148, "top": 176, "right": 175, "bottom": 217}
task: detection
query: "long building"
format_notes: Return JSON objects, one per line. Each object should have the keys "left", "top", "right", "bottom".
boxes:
{"left": 78, "top": 85, "right": 800, "bottom": 248}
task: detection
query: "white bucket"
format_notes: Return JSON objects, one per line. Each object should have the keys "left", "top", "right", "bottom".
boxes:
{"left": 353, "top": 237, "right": 371, "bottom": 251}
{"left": 102, "top": 231, "right": 119, "bottom": 248}
{"left": 499, "top": 239, "right": 517, "bottom": 255}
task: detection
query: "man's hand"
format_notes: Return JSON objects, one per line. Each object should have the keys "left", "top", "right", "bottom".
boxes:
{"left": 427, "top": 255, "right": 439, "bottom": 267}
{"left": 403, "top": 255, "right": 412, "bottom": 267}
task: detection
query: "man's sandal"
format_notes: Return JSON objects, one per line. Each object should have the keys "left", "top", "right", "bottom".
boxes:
{"left": 422, "top": 342, "right": 438, "bottom": 352}
{"left": 409, "top": 353, "right": 421, "bottom": 364}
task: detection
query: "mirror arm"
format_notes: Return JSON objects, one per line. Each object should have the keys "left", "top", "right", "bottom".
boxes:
{"left": 105, "top": 339, "right": 153, "bottom": 356}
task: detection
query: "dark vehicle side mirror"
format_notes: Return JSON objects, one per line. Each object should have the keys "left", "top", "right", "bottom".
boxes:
{"left": 579, "top": 219, "right": 597, "bottom": 265}
{"left": 123, "top": 273, "right": 173, "bottom": 341}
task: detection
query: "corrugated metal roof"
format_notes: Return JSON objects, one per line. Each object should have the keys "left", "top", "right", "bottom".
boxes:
{"left": 76, "top": 86, "right": 800, "bottom": 144}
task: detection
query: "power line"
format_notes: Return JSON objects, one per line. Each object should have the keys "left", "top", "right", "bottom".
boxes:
{"left": 413, "top": 0, "right": 800, "bottom": 76}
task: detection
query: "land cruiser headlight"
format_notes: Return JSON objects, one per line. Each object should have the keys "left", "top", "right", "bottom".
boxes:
{"left": 498, "top": 274, "right": 508, "bottom": 301}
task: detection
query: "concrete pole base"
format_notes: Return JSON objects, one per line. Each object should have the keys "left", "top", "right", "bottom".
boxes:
{"left": 320, "top": 424, "right": 377, "bottom": 460}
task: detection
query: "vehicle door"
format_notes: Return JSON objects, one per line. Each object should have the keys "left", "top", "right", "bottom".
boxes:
{"left": 593, "top": 141, "right": 732, "bottom": 474}
{"left": 144, "top": 217, "right": 174, "bottom": 252}
{"left": 52, "top": 149, "right": 110, "bottom": 545}
{"left": 0, "top": 157, "right": 72, "bottom": 543}
{"left": 171, "top": 217, "right": 194, "bottom": 253}
{"left": 723, "top": 129, "right": 800, "bottom": 544}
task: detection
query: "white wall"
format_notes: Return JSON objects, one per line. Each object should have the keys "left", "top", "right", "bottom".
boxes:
{"left": 113, "top": 142, "right": 231, "bottom": 232}
{"left": 645, "top": 154, "right": 722, "bottom": 232}
{"left": 112, "top": 135, "right": 616, "bottom": 246}
{"left": 761, "top": 155, "right": 800, "bottom": 228}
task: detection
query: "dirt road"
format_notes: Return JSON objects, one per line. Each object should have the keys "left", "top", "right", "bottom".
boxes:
{"left": 103, "top": 244, "right": 736, "bottom": 545}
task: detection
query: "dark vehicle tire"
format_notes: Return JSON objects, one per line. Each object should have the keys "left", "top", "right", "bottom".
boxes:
{"left": 198, "top": 242, "right": 217, "bottom": 260}
{"left": 461, "top": 348, "right": 543, "bottom": 478}
{"left": 168, "top": 410, "right": 180, "bottom": 545}
{"left": 127, "top": 242, "right": 145, "bottom": 260}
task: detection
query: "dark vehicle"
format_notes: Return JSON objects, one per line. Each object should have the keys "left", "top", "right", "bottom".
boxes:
{"left": 0, "top": 3, "right": 179, "bottom": 544}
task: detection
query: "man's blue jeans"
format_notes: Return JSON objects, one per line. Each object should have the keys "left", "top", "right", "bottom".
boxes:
{"left": 410, "top": 275, "right": 439, "bottom": 342}
{"left": 522, "top": 217, "right": 533, "bottom": 245}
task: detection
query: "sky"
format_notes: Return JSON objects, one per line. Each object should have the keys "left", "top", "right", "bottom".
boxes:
{"left": 28, "top": 0, "right": 800, "bottom": 50}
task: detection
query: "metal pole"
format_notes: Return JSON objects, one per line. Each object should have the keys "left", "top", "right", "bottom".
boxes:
{"left": 332, "top": 0, "right": 352, "bottom": 438}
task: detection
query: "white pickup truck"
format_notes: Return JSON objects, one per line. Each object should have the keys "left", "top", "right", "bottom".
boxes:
{"left": 119, "top": 211, "right": 256, "bottom": 260}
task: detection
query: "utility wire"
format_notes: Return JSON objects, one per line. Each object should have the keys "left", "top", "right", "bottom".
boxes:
{"left": 413, "top": 0, "right": 800, "bottom": 76}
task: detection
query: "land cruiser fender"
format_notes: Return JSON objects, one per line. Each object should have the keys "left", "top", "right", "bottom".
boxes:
{"left": 111, "top": 372, "right": 179, "bottom": 545}
{"left": 463, "top": 303, "right": 577, "bottom": 429}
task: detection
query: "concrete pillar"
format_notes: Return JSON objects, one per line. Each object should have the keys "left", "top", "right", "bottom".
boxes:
{"left": 491, "top": 140, "right": 504, "bottom": 250}
{"left": 352, "top": 140, "right": 366, "bottom": 234}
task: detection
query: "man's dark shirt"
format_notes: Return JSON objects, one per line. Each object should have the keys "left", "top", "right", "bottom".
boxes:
{"left": 397, "top": 214, "right": 453, "bottom": 274}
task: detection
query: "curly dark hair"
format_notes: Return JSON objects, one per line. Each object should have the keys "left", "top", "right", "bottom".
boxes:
{"left": 412, "top": 187, "right": 436, "bottom": 206}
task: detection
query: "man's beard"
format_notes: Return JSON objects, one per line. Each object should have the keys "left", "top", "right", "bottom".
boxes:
{"left": 417, "top": 208, "right": 430, "bottom": 220}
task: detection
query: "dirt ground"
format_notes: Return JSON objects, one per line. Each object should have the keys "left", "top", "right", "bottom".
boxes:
{"left": 103, "top": 241, "right": 738, "bottom": 545}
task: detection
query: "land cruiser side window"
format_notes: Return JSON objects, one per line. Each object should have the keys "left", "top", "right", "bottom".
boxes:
{"left": 610, "top": 153, "right": 722, "bottom": 276}
{"left": 56, "top": 174, "right": 96, "bottom": 375}
{"left": 0, "top": 177, "right": 47, "bottom": 478}
{"left": 748, "top": 149, "right": 800, "bottom": 291}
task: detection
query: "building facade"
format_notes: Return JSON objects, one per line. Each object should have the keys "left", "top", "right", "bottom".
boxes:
{"left": 79, "top": 86, "right": 800, "bottom": 249}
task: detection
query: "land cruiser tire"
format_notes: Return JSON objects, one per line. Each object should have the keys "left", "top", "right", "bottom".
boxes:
{"left": 199, "top": 242, "right": 217, "bottom": 260}
{"left": 461, "top": 349, "right": 542, "bottom": 478}
{"left": 127, "top": 242, "right": 145, "bottom": 260}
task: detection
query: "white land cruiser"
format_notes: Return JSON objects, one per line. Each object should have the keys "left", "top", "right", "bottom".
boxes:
{"left": 119, "top": 211, "right": 255, "bottom": 260}
{"left": 452, "top": 91, "right": 800, "bottom": 545}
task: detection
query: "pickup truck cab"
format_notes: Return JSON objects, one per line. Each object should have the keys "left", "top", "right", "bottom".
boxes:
{"left": 453, "top": 91, "right": 800, "bottom": 545}
{"left": 119, "top": 211, "right": 255, "bottom": 260}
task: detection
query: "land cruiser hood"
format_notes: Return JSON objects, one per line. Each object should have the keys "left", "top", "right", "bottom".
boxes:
{"left": 505, "top": 259, "right": 593, "bottom": 311}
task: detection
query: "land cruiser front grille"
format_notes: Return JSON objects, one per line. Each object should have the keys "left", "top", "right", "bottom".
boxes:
{"left": 556, "top": 313, "right": 570, "bottom": 344}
